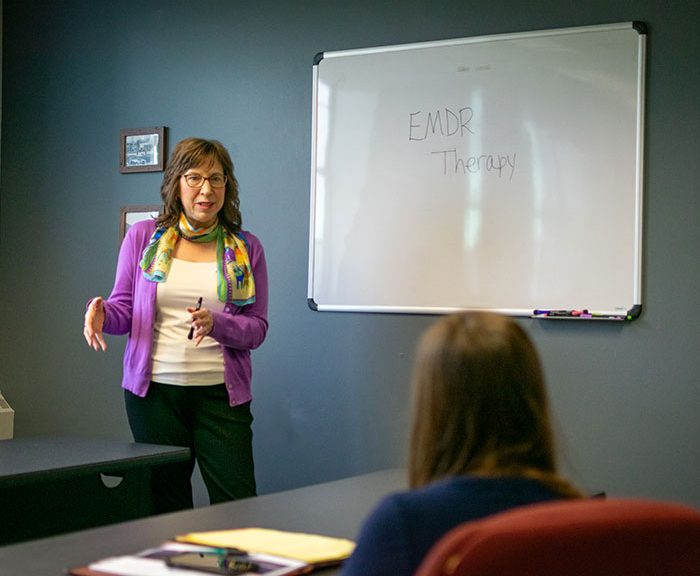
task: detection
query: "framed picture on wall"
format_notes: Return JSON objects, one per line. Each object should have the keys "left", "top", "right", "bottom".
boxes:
{"left": 119, "top": 205, "right": 161, "bottom": 241}
{"left": 119, "top": 126, "right": 167, "bottom": 173}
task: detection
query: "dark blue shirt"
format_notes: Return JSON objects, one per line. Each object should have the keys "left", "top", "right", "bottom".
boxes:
{"left": 340, "top": 475, "right": 563, "bottom": 576}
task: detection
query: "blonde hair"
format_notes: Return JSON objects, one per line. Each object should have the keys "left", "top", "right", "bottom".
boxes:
{"left": 409, "top": 312, "right": 581, "bottom": 498}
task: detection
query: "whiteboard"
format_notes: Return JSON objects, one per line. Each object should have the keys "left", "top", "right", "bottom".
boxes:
{"left": 308, "top": 22, "right": 646, "bottom": 316}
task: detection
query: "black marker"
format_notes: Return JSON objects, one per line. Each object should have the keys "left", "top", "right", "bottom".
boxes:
{"left": 187, "top": 297, "right": 203, "bottom": 340}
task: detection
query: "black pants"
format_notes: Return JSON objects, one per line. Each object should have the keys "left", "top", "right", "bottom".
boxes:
{"left": 125, "top": 383, "right": 256, "bottom": 514}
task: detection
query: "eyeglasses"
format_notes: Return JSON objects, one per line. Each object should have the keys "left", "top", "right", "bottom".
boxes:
{"left": 183, "top": 173, "right": 227, "bottom": 188}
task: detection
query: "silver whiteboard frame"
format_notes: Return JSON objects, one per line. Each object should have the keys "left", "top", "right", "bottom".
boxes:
{"left": 308, "top": 22, "right": 646, "bottom": 319}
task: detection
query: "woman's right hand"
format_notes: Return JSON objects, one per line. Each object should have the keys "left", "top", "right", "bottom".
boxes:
{"left": 84, "top": 297, "right": 107, "bottom": 351}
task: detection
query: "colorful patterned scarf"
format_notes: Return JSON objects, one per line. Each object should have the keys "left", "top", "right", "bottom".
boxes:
{"left": 140, "top": 213, "right": 256, "bottom": 306}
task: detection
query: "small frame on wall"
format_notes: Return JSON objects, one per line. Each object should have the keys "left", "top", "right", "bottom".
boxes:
{"left": 119, "top": 126, "right": 167, "bottom": 173}
{"left": 119, "top": 205, "right": 161, "bottom": 241}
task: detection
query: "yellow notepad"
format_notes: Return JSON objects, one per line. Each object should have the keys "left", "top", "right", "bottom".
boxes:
{"left": 176, "top": 527, "right": 356, "bottom": 566}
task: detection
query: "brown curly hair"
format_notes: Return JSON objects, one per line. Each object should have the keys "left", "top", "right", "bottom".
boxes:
{"left": 157, "top": 137, "right": 242, "bottom": 233}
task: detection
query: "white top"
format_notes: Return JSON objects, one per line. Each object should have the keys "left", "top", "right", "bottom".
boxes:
{"left": 151, "top": 258, "right": 225, "bottom": 385}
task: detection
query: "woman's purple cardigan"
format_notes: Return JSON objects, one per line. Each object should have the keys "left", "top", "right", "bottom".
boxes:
{"left": 99, "top": 219, "right": 268, "bottom": 406}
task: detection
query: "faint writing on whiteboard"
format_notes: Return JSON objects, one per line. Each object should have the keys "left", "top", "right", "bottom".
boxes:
{"left": 432, "top": 149, "right": 517, "bottom": 180}
{"left": 408, "top": 105, "right": 517, "bottom": 180}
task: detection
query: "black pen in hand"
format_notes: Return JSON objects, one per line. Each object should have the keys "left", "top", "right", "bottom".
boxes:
{"left": 187, "top": 297, "right": 203, "bottom": 340}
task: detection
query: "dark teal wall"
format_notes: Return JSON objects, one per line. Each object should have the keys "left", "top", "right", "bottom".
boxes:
{"left": 1, "top": 0, "right": 699, "bottom": 505}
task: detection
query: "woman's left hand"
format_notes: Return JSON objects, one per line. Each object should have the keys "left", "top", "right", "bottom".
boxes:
{"left": 187, "top": 306, "right": 214, "bottom": 346}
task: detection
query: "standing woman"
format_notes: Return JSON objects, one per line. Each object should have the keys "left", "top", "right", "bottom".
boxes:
{"left": 340, "top": 312, "right": 581, "bottom": 576}
{"left": 84, "top": 138, "right": 268, "bottom": 513}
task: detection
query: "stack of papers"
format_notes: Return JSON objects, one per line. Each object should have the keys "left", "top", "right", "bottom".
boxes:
{"left": 69, "top": 528, "right": 356, "bottom": 576}
{"left": 74, "top": 543, "right": 308, "bottom": 576}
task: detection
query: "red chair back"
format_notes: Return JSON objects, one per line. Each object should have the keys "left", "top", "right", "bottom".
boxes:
{"left": 415, "top": 498, "right": 700, "bottom": 576}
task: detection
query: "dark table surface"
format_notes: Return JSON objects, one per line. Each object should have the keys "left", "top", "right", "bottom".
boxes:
{"left": 0, "top": 435, "right": 190, "bottom": 487}
{"left": 0, "top": 467, "right": 407, "bottom": 576}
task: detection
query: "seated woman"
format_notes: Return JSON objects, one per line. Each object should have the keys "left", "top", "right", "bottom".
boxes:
{"left": 340, "top": 312, "right": 581, "bottom": 576}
